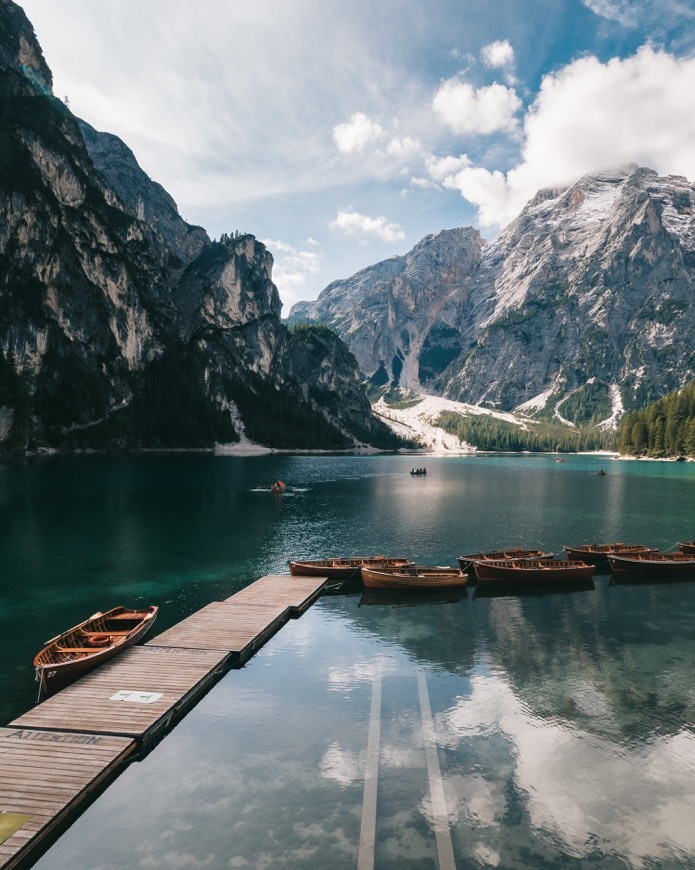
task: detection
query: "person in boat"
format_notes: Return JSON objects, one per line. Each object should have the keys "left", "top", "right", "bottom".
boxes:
{"left": 271, "top": 480, "right": 286, "bottom": 493}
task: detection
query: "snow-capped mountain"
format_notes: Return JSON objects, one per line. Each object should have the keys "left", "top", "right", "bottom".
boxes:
{"left": 290, "top": 167, "right": 695, "bottom": 426}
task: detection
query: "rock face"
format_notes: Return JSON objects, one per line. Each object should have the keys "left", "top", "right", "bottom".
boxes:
{"left": 0, "top": 0, "right": 398, "bottom": 450}
{"left": 291, "top": 167, "right": 695, "bottom": 426}
{"left": 291, "top": 227, "right": 485, "bottom": 392}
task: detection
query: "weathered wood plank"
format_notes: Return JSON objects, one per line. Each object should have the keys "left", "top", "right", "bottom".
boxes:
{"left": 0, "top": 728, "right": 134, "bottom": 870}
{"left": 225, "top": 573, "right": 328, "bottom": 614}
{"left": 147, "top": 600, "right": 289, "bottom": 659}
{"left": 11, "top": 646, "right": 228, "bottom": 740}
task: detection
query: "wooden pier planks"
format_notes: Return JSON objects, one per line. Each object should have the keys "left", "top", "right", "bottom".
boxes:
{"left": 149, "top": 575, "right": 328, "bottom": 660}
{"left": 0, "top": 727, "right": 134, "bottom": 870}
{"left": 1, "top": 573, "right": 329, "bottom": 869}
{"left": 10, "top": 646, "right": 227, "bottom": 740}
{"left": 226, "top": 573, "right": 328, "bottom": 614}
{"left": 146, "top": 600, "right": 288, "bottom": 660}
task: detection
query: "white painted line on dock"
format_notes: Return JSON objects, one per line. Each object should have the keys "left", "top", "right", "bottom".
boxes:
{"left": 358, "top": 674, "right": 382, "bottom": 870}
{"left": 417, "top": 669, "right": 456, "bottom": 870}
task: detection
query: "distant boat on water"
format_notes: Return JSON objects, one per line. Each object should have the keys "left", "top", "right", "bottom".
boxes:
{"left": 361, "top": 564, "right": 468, "bottom": 590}
{"left": 474, "top": 559, "right": 595, "bottom": 583}
{"left": 564, "top": 543, "right": 654, "bottom": 566}
{"left": 288, "top": 556, "right": 413, "bottom": 580}
{"left": 458, "top": 548, "right": 553, "bottom": 573}
{"left": 608, "top": 552, "right": 695, "bottom": 575}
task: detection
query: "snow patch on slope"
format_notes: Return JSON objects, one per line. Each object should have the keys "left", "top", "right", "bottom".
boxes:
{"left": 373, "top": 394, "right": 532, "bottom": 453}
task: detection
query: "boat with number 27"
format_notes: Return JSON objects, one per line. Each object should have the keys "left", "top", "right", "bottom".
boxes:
{"left": 34, "top": 605, "right": 158, "bottom": 697}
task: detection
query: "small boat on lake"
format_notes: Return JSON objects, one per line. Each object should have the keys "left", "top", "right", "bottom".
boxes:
{"left": 474, "top": 559, "right": 595, "bottom": 583}
{"left": 288, "top": 556, "right": 412, "bottom": 580}
{"left": 361, "top": 564, "right": 468, "bottom": 590}
{"left": 458, "top": 548, "right": 553, "bottom": 573}
{"left": 410, "top": 468, "right": 427, "bottom": 475}
{"left": 271, "top": 480, "right": 286, "bottom": 493}
{"left": 608, "top": 552, "right": 695, "bottom": 575}
{"left": 564, "top": 543, "right": 653, "bottom": 565}
{"left": 34, "top": 605, "right": 158, "bottom": 697}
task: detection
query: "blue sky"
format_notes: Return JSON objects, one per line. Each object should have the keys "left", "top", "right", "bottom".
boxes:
{"left": 19, "top": 0, "right": 695, "bottom": 313}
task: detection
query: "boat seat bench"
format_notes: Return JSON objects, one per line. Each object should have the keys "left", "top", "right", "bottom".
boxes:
{"left": 53, "top": 647, "right": 94, "bottom": 654}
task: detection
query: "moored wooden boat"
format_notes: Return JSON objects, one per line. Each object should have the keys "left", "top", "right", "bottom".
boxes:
{"left": 608, "top": 552, "right": 695, "bottom": 575}
{"left": 361, "top": 565, "right": 468, "bottom": 590}
{"left": 564, "top": 542, "right": 653, "bottom": 564}
{"left": 288, "top": 556, "right": 412, "bottom": 580}
{"left": 34, "top": 605, "right": 158, "bottom": 697}
{"left": 458, "top": 548, "right": 553, "bottom": 572}
{"left": 474, "top": 559, "right": 595, "bottom": 583}
{"left": 678, "top": 540, "right": 695, "bottom": 555}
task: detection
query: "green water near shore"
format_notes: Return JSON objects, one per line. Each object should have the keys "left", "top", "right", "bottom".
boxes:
{"left": 3, "top": 453, "right": 695, "bottom": 868}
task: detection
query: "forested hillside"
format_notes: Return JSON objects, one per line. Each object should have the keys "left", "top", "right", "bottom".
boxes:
{"left": 436, "top": 411, "right": 616, "bottom": 453}
{"left": 618, "top": 381, "right": 695, "bottom": 458}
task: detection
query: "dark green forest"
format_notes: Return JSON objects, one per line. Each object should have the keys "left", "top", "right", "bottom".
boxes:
{"left": 618, "top": 379, "right": 695, "bottom": 457}
{"left": 436, "top": 411, "right": 616, "bottom": 453}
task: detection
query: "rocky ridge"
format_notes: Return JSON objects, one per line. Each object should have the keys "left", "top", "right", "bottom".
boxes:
{"left": 291, "top": 167, "right": 695, "bottom": 427}
{"left": 0, "top": 0, "right": 399, "bottom": 451}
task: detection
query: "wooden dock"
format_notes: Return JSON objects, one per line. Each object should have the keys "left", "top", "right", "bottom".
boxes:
{"left": 0, "top": 573, "right": 328, "bottom": 869}
{"left": 0, "top": 728, "right": 134, "bottom": 870}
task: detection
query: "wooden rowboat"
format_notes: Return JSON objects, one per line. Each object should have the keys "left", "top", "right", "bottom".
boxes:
{"left": 458, "top": 548, "right": 553, "bottom": 572}
{"left": 678, "top": 540, "right": 695, "bottom": 555}
{"left": 288, "top": 556, "right": 412, "bottom": 580}
{"left": 474, "top": 559, "right": 595, "bottom": 583}
{"left": 34, "top": 605, "right": 158, "bottom": 697}
{"left": 608, "top": 552, "right": 695, "bottom": 575}
{"left": 361, "top": 565, "right": 468, "bottom": 590}
{"left": 564, "top": 543, "right": 653, "bottom": 565}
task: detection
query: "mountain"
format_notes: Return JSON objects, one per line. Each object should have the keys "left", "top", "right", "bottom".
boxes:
{"left": 290, "top": 167, "right": 695, "bottom": 427}
{"left": 0, "top": 0, "right": 400, "bottom": 451}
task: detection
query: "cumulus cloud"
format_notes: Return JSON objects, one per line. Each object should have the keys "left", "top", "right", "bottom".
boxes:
{"left": 580, "top": 0, "right": 638, "bottom": 26}
{"left": 263, "top": 237, "right": 322, "bottom": 312}
{"left": 430, "top": 46, "right": 695, "bottom": 228}
{"left": 432, "top": 79, "right": 521, "bottom": 136}
{"left": 481, "top": 39, "right": 516, "bottom": 85}
{"left": 481, "top": 39, "right": 515, "bottom": 70}
{"left": 332, "top": 112, "right": 385, "bottom": 153}
{"left": 385, "top": 135, "right": 423, "bottom": 160}
{"left": 330, "top": 210, "right": 405, "bottom": 242}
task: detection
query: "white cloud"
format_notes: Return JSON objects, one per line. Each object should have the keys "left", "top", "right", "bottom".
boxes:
{"left": 330, "top": 210, "right": 405, "bottom": 242}
{"left": 431, "top": 46, "right": 695, "bottom": 228}
{"left": 432, "top": 79, "right": 521, "bottom": 136}
{"left": 385, "top": 136, "right": 423, "bottom": 160}
{"left": 481, "top": 39, "right": 515, "bottom": 70}
{"left": 426, "top": 153, "right": 472, "bottom": 182}
{"left": 263, "top": 238, "right": 322, "bottom": 313}
{"left": 580, "top": 0, "right": 638, "bottom": 26}
{"left": 332, "top": 112, "right": 386, "bottom": 153}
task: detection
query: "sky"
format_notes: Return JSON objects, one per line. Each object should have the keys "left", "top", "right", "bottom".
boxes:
{"left": 18, "top": 0, "right": 695, "bottom": 314}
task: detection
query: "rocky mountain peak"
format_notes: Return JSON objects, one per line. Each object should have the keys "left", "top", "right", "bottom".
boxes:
{"left": 0, "top": 0, "right": 51, "bottom": 94}
{"left": 293, "top": 166, "right": 695, "bottom": 428}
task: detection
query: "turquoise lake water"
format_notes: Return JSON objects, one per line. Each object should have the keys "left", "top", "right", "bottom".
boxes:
{"left": 2, "top": 452, "right": 695, "bottom": 868}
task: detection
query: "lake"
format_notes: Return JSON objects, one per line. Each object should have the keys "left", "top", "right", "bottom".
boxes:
{"left": 2, "top": 452, "right": 695, "bottom": 868}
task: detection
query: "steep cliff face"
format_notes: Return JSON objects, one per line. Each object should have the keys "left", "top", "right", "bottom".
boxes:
{"left": 292, "top": 167, "right": 695, "bottom": 425}
{"left": 292, "top": 227, "right": 486, "bottom": 391}
{"left": 0, "top": 0, "right": 398, "bottom": 451}
{"left": 441, "top": 168, "right": 695, "bottom": 419}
